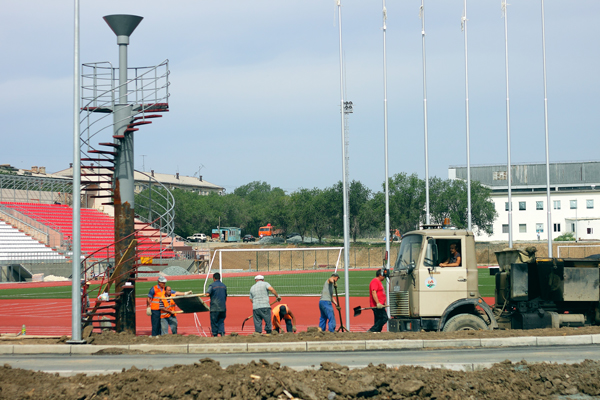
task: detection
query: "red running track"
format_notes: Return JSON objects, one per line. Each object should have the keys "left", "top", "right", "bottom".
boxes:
{"left": 0, "top": 296, "right": 496, "bottom": 337}
{"left": 0, "top": 297, "right": 381, "bottom": 336}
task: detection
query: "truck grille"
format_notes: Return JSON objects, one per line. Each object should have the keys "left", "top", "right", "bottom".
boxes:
{"left": 390, "top": 291, "right": 410, "bottom": 317}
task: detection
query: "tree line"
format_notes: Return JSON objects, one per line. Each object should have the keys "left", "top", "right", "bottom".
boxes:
{"left": 136, "top": 173, "right": 497, "bottom": 242}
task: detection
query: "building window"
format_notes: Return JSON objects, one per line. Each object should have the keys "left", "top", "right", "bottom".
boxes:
{"left": 553, "top": 200, "right": 561, "bottom": 210}
{"left": 588, "top": 228, "right": 594, "bottom": 234}
{"left": 554, "top": 223, "right": 561, "bottom": 232}
{"left": 519, "top": 202, "right": 526, "bottom": 211}
{"left": 571, "top": 223, "right": 576, "bottom": 232}
{"left": 536, "top": 223, "right": 544, "bottom": 233}
{"left": 587, "top": 200, "right": 594, "bottom": 209}
{"left": 570, "top": 200, "right": 577, "bottom": 209}
{"left": 505, "top": 202, "right": 511, "bottom": 211}
{"left": 502, "top": 224, "right": 509, "bottom": 234}
{"left": 519, "top": 224, "right": 527, "bottom": 233}
{"left": 536, "top": 201, "right": 543, "bottom": 210}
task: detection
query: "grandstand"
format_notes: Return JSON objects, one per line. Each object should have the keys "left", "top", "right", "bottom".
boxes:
{"left": 0, "top": 202, "right": 175, "bottom": 260}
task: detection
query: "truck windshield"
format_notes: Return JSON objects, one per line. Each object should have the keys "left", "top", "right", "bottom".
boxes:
{"left": 394, "top": 235, "right": 423, "bottom": 271}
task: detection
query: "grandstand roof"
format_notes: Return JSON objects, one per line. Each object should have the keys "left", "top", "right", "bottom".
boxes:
{"left": 52, "top": 167, "right": 224, "bottom": 194}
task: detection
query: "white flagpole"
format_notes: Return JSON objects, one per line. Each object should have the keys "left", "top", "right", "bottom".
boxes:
{"left": 541, "top": 0, "right": 553, "bottom": 256}
{"left": 382, "top": 0, "right": 391, "bottom": 318}
{"left": 420, "top": 0, "right": 430, "bottom": 225}
{"left": 502, "top": 0, "right": 513, "bottom": 248}
{"left": 463, "top": 0, "right": 472, "bottom": 231}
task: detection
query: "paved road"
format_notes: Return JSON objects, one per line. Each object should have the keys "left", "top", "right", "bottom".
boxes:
{"left": 2, "top": 345, "right": 600, "bottom": 376}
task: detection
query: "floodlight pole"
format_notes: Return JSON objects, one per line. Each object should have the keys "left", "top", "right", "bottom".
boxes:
{"left": 337, "top": 0, "right": 351, "bottom": 330}
{"left": 502, "top": 0, "right": 513, "bottom": 248}
{"left": 541, "top": 0, "right": 553, "bottom": 257}
{"left": 69, "top": 0, "right": 84, "bottom": 344}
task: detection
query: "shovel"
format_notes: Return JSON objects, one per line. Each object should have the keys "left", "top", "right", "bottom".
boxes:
{"left": 353, "top": 305, "right": 390, "bottom": 317}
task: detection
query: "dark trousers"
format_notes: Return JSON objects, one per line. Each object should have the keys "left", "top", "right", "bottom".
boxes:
{"left": 151, "top": 310, "right": 162, "bottom": 336}
{"left": 210, "top": 310, "right": 226, "bottom": 336}
{"left": 253, "top": 307, "right": 272, "bottom": 333}
{"left": 368, "top": 308, "right": 389, "bottom": 332}
{"left": 274, "top": 318, "right": 293, "bottom": 333}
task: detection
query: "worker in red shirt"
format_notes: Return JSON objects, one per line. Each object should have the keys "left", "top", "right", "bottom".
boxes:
{"left": 367, "top": 269, "right": 388, "bottom": 332}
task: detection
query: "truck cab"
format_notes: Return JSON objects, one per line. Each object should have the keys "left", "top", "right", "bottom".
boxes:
{"left": 388, "top": 228, "right": 497, "bottom": 332}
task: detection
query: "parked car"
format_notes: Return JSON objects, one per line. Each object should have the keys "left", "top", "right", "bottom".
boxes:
{"left": 187, "top": 233, "right": 207, "bottom": 242}
{"left": 243, "top": 234, "right": 256, "bottom": 242}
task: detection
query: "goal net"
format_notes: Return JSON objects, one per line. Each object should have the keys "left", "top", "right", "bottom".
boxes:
{"left": 202, "top": 247, "right": 344, "bottom": 296}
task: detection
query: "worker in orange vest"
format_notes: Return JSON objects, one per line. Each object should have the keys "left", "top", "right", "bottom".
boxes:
{"left": 160, "top": 286, "right": 179, "bottom": 335}
{"left": 272, "top": 304, "right": 297, "bottom": 333}
{"left": 146, "top": 276, "right": 190, "bottom": 336}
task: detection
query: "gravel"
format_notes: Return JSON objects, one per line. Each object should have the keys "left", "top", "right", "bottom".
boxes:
{"left": 161, "top": 266, "right": 191, "bottom": 276}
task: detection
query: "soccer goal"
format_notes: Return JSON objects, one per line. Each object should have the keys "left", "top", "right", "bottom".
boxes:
{"left": 202, "top": 247, "right": 344, "bottom": 296}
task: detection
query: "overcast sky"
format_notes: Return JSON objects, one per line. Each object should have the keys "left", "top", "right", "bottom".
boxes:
{"left": 1, "top": 1, "right": 598, "bottom": 194}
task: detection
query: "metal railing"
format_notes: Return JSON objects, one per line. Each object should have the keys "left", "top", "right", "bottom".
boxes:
{"left": 0, "top": 174, "right": 73, "bottom": 204}
{"left": 80, "top": 60, "right": 170, "bottom": 155}
{"left": 135, "top": 170, "right": 175, "bottom": 244}
{"left": 0, "top": 251, "right": 68, "bottom": 263}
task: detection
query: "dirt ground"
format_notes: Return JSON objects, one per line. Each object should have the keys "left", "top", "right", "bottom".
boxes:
{"left": 4, "top": 328, "right": 600, "bottom": 399}
{"left": 3, "top": 325, "right": 600, "bottom": 346}
{"left": 2, "top": 358, "right": 600, "bottom": 399}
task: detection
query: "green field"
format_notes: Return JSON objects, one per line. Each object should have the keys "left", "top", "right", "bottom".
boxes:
{"left": 0, "top": 269, "right": 497, "bottom": 300}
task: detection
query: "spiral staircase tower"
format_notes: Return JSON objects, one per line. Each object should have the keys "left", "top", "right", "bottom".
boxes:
{"left": 79, "top": 15, "right": 173, "bottom": 334}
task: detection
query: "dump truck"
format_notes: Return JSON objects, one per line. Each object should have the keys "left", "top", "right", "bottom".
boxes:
{"left": 387, "top": 227, "right": 600, "bottom": 332}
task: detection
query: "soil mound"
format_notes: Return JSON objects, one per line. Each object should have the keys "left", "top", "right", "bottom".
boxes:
{"left": 2, "top": 358, "right": 600, "bottom": 399}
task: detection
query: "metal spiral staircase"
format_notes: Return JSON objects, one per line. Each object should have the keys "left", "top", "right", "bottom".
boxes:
{"left": 79, "top": 56, "right": 175, "bottom": 332}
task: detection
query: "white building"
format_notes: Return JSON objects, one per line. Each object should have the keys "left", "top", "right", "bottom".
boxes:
{"left": 449, "top": 162, "right": 600, "bottom": 242}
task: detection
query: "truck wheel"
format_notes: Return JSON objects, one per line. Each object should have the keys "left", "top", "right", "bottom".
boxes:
{"left": 442, "top": 314, "right": 488, "bottom": 332}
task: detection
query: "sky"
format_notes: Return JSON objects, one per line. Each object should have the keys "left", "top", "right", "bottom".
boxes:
{"left": 1, "top": 1, "right": 598, "bottom": 194}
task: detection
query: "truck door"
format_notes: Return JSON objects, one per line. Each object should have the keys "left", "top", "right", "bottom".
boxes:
{"left": 419, "top": 238, "right": 468, "bottom": 317}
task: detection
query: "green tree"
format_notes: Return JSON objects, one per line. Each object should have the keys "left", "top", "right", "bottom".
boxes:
{"left": 387, "top": 173, "right": 426, "bottom": 235}
{"left": 348, "top": 180, "right": 372, "bottom": 242}
{"left": 429, "top": 178, "right": 496, "bottom": 235}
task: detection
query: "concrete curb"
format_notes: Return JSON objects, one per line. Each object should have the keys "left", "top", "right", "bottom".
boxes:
{"left": 2, "top": 334, "right": 599, "bottom": 355}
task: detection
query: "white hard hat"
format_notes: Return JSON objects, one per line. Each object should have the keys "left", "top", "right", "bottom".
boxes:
{"left": 255, "top": 275, "right": 264, "bottom": 280}
{"left": 158, "top": 276, "right": 167, "bottom": 283}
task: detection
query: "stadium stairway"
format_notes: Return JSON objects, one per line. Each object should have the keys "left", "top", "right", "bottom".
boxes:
{"left": 0, "top": 220, "right": 66, "bottom": 262}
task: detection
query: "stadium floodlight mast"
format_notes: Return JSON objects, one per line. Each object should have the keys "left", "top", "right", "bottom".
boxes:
{"left": 420, "top": 0, "right": 430, "bottom": 225}
{"left": 502, "top": 0, "right": 513, "bottom": 248}
{"left": 541, "top": 0, "right": 553, "bottom": 257}
{"left": 381, "top": 0, "right": 391, "bottom": 317}
{"left": 69, "top": 0, "right": 85, "bottom": 344}
{"left": 336, "top": 0, "right": 351, "bottom": 330}
{"left": 462, "top": 0, "right": 472, "bottom": 232}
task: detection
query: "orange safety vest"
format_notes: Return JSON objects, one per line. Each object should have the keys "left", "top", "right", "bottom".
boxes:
{"left": 272, "top": 304, "right": 291, "bottom": 327}
{"left": 150, "top": 285, "right": 166, "bottom": 311}
{"left": 161, "top": 297, "right": 176, "bottom": 319}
